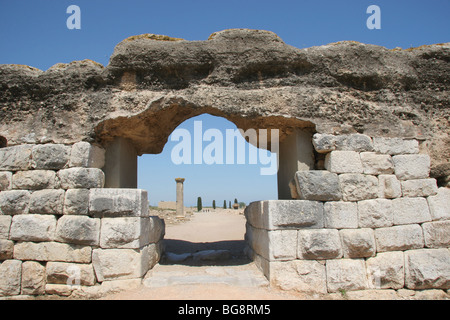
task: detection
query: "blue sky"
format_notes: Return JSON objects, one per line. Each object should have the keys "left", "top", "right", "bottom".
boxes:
{"left": 1, "top": 1, "right": 449, "bottom": 206}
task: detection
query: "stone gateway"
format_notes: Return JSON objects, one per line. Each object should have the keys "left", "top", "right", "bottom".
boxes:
{"left": 0, "top": 29, "right": 449, "bottom": 298}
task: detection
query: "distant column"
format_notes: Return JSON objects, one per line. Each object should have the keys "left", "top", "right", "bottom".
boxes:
{"left": 175, "top": 178, "right": 185, "bottom": 218}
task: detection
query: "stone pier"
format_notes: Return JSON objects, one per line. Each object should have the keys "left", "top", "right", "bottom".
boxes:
{"left": 175, "top": 178, "right": 185, "bottom": 218}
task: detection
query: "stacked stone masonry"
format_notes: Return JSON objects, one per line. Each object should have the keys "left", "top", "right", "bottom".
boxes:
{"left": 0, "top": 142, "right": 164, "bottom": 297}
{"left": 245, "top": 134, "right": 450, "bottom": 294}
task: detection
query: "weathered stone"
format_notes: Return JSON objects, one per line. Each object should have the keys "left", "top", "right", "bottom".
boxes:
{"left": 12, "top": 170, "right": 57, "bottom": 190}
{"left": 312, "top": 134, "right": 336, "bottom": 153}
{"left": 357, "top": 198, "right": 394, "bottom": 228}
{"left": 69, "top": 142, "right": 105, "bottom": 168}
{"left": 373, "top": 137, "right": 419, "bottom": 155}
{"left": 0, "top": 260, "right": 22, "bottom": 296}
{"left": 21, "top": 261, "right": 46, "bottom": 295}
{"left": 325, "top": 151, "right": 363, "bottom": 174}
{"left": 427, "top": 187, "right": 450, "bottom": 221}
{"left": 0, "top": 171, "right": 12, "bottom": 191}
{"left": 0, "top": 216, "right": 12, "bottom": 239}
{"left": 269, "top": 260, "right": 327, "bottom": 294}
{"left": 0, "top": 190, "right": 30, "bottom": 215}
{"left": 89, "top": 188, "right": 149, "bottom": 218}
{"left": 422, "top": 221, "right": 450, "bottom": 248}
{"left": 56, "top": 215, "right": 100, "bottom": 246}
{"left": 324, "top": 201, "right": 358, "bottom": 229}
{"left": 391, "top": 197, "right": 431, "bottom": 225}
{"left": 100, "top": 217, "right": 150, "bottom": 249}
{"left": 29, "top": 189, "right": 65, "bottom": 215}
{"left": 63, "top": 189, "right": 89, "bottom": 215}
{"left": 360, "top": 152, "right": 394, "bottom": 175}
{"left": 378, "top": 174, "right": 402, "bottom": 199}
{"left": 0, "top": 239, "right": 14, "bottom": 260}
{"left": 0, "top": 145, "right": 32, "bottom": 171}
{"left": 92, "top": 246, "right": 152, "bottom": 282}
{"left": 365, "top": 251, "right": 404, "bottom": 290}
{"left": 405, "top": 249, "right": 450, "bottom": 290}
{"left": 31, "top": 144, "right": 70, "bottom": 170}
{"left": 148, "top": 216, "right": 165, "bottom": 243}
{"left": 246, "top": 225, "right": 297, "bottom": 261}
{"left": 45, "top": 284, "right": 72, "bottom": 296}
{"left": 294, "top": 171, "right": 342, "bottom": 201}
{"left": 13, "top": 241, "right": 92, "bottom": 263}
{"left": 58, "top": 168, "right": 105, "bottom": 189}
{"left": 326, "top": 259, "right": 368, "bottom": 293}
{"left": 375, "top": 224, "right": 424, "bottom": 252}
{"left": 297, "top": 229, "right": 342, "bottom": 260}
{"left": 334, "top": 134, "right": 373, "bottom": 152}
{"left": 46, "top": 262, "right": 96, "bottom": 286}
{"left": 339, "top": 228, "right": 376, "bottom": 258}
{"left": 401, "top": 178, "right": 438, "bottom": 197}
{"left": 339, "top": 173, "right": 378, "bottom": 201}
{"left": 10, "top": 214, "right": 57, "bottom": 242}
{"left": 392, "top": 154, "right": 431, "bottom": 180}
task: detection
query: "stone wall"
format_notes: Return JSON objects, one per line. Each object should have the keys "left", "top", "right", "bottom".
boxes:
{"left": 0, "top": 142, "right": 164, "bottom": 298}
{"left": 245, "top": 134, "right": 450, "bottom": 294}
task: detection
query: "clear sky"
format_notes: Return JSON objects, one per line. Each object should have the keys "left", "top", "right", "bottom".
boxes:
{"left": 1, "top": 1, "right": 449, "bottom": 206}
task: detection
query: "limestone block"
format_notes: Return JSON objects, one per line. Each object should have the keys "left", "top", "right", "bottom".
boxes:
{"left": 148, "top": 216, "right": 165, "bottom": 243}
{"left": 405, "top": 249, "right": 450, "bottom": 290}
{"left": 58, "top": 168, "right": 105, "bottom": 189}
{"left": 324, "top": 201, "right": 358, "bottom": 229}
{"left": 63, "top": 189, "right": 89, "bottom": 215}
{"left": 45, "top": 284, "right": 73, "bottom": 296}
{"left": 245, "top": 200, "right": 324, "bottom": 230}
{"left": 325, "top": 151, "right": 363, "bottom": 174}
{"left": 392, "top": 154, "right": 430, "bottom": 180}
{"left": 357, "top": 198, "right": 394, "bottom": 228}
{"left": 10, "top": 214, "right": 57, "bottom": 242}
{"left": 46, "top": 262, "right": 96, "bottom": 286}
{"left": 0, "top": 171, "right": 12, "bottom": 191}
{"left": 31, "top": 144, "right": 70, "bottom": 170}
{"left": 56, "top": 215, "right": 100, "bottom": 246}
{"left": 326, "top": 259, "right": 368, "bottom": 293}
{"left": 89, "top": 188, "right": 149, "bottom": 218}
{"left": 0, "top": 190, "right": 30, "bottom": 215}
{"left": 12, "top": 170, "right": 57, "bottom": 190}
{"left": 360, "top": 152, "right": 394, "bottom": 175}
{"left": 365, "top": 251, "right": 404, "bottom": 289}
{"left": 245, "top": 225, "right": 297, "bottom": 261}
{"left": 0, "top": 239, "right": 14, "bottom": 260}
{"left": 29, "top": 189, "right": 65, "bottom": 215}
{"left": 21, "top": 261, "right": 46, "bottom": 295}
{"left": 13, "top": 241, "right": 92, "bottom": 263}
{"left": 373, "top": 137, "right": 419, "bottom": 155}
{"left": 339, "top": 173, "right": 378, "bottom": 201}
{"left": 269, "top": 260, "right": 327, "bottom": 294}
{"left": 340, "top": 228, "right": 376, "bottom": 258}
{"left": 69, "top": 142, "right": 106, "bottom": 169}
{"left": 0, "top": 260, "right": 22, "bottom": 296}
{"left": 426, "top": 187, "right": 450, "bottom": 221}
{"left": 295, "top": 171, "right": 342, "bottom": 201}
{"left": 0, "top": 145, "right": 32, "bottom": 171}
{"left": 0, "top": 216, "right": 12, "bottom": 239}
{"left": 401, "top": 179, "right": 438, "bottom": 197}
{"left": 92, "top": 246, "right": 152, "bottom": 282}
{"left": 312, "top": 134, "right": 336, "bottom": 153}
{"left": 378, "top": 174, "right": 402, "bottom": 199}
{"left": 375, "top": 224, "right": 424, "bottom": 252}
{"left": 100, "top": 217, "right": 151, "bottom": 249}
{"left": 422, "top": 221, "right": 450, "bottom": 248}
{"left": 334, "top": 134, "right": 373, "bottom": 152}
{"left": 297, "top": 229, "right": 342, "bottom": 260}
{"left": 391, "top": 197, "right": 431, "bottom": 225}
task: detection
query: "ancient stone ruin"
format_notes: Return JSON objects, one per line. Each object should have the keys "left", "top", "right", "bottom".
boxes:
{"left": 0, "top": 29, "right": 449, "bottom": 298}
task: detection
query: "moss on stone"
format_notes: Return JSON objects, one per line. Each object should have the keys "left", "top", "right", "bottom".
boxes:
{"left": 123, "top": 34, "right": 184, "bottom": 42}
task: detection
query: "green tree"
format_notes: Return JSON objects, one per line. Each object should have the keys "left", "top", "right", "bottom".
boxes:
{"left": 229, "top": 201, "right": 231, "bottom": 209}
{"left": 223, "top": 200, "right": 227, "bottom": 209}
{"left": 212, "top": 200, "right": 216, "bottom": 210}
{"left": 234, "top": 198, "right": 238, "bottom": 204}
{"left": 197, "top": 197, "right": 202, "bottom": 212}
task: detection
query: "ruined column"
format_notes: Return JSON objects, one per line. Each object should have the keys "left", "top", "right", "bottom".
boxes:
{"left": 175, "top": 178, "right": 185, "bottom": 218}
